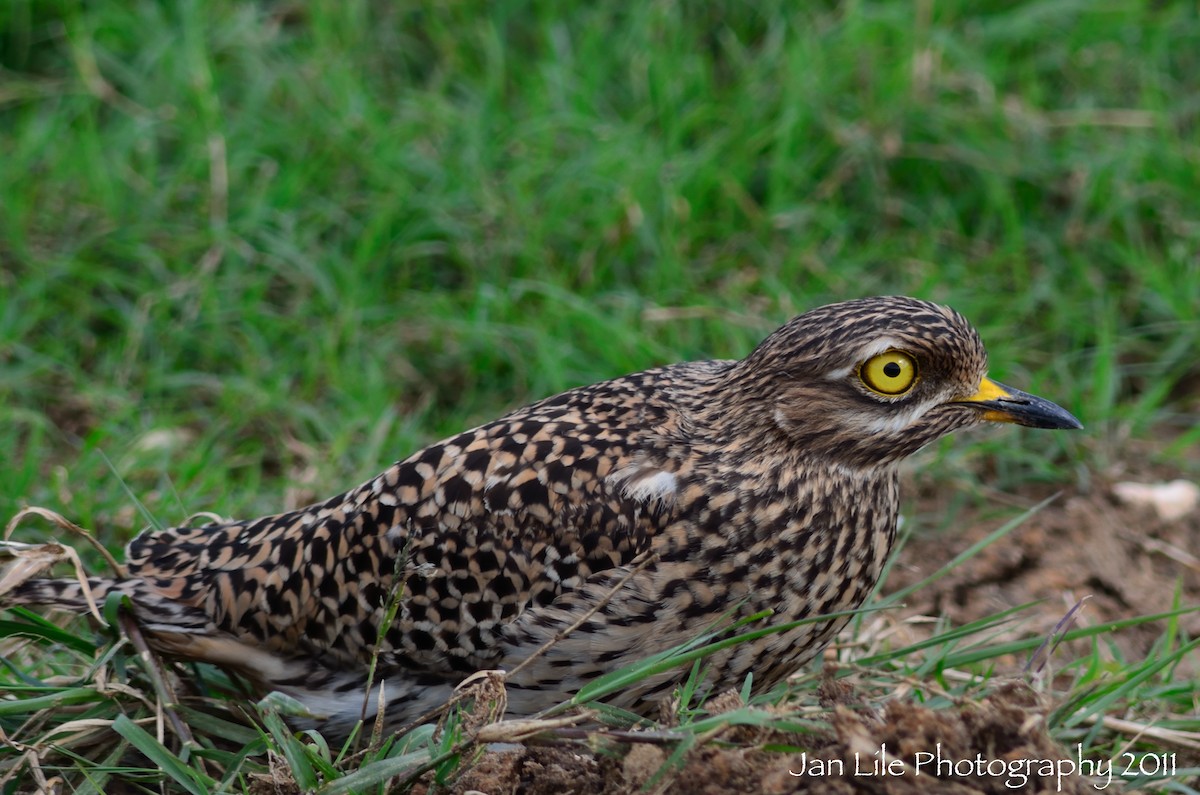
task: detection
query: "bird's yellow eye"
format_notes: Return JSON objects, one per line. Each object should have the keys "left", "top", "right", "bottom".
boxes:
{"left": 859, "top": 351, "right": 918, "bottom": 396}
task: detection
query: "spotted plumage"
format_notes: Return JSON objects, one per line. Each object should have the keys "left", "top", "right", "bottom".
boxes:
{"left": 5, "top": 296, "right": 1081, "bottom": 738}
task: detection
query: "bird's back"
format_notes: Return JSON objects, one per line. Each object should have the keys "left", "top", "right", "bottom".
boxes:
{"left": 21, "top": 361, "right": 729, "bottom": 686}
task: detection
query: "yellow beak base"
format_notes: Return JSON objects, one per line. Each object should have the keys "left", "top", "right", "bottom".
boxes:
{"left": 957, "top": 377, "right": 1082, "bottom": 430}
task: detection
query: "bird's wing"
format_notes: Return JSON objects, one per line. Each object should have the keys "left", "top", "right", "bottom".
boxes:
{"left": 124, "top": 366, "right": 698, "bottom": 673}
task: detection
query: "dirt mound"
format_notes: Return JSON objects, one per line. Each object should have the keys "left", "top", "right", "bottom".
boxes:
{"left": 436, "top": 685, "right": 1098, "bottom": 794}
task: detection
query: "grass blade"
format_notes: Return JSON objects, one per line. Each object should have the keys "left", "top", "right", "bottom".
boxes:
{"left": 111, "top": 714, "right": 215, "bottom": 795}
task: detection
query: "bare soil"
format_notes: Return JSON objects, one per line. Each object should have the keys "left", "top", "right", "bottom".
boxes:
{"left": 414, "top": 470, "right": 1200, "bottom": 795}
{"left": 439, "top": 684, "right": 1093, "bottom": 795}
{"left": 893, "top": 478, "right": 1200, "bottom": 677}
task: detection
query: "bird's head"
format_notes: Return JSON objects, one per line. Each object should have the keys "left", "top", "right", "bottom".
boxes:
{"left": 727, "top": 296, "right": 1081, "bottom": 467}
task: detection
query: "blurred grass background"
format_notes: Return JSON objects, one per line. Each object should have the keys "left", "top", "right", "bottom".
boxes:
{"left": 1, "top": 0, "right": 1198, "bottom": 545}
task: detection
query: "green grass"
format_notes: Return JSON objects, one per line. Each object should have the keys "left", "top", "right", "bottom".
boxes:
{"left": 2, "top": 0, "right": 1199, "bottom": 791}
{"left": 2, "top": 0, "right": 1197, "bottom": 533}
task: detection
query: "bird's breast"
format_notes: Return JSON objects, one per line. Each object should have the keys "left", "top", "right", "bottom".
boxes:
{"left": 664, "top": 464, "right": 900, "bottom": 621}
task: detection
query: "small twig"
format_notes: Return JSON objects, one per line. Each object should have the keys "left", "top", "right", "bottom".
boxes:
{"left": 389, "top": 553, "right": 659, "bottom": 740}
{"left": 1077, "top": 713, "right": 1200, "bottom": 752}
{"left": 506, "top": 552, "right": 659, "bottom": 682}
{"left": 387, "top": 688, "right": 468, "bottom": 747}
{"left": 544, "top": 726, "right": 692, "bottom": 744}
{"left": 473, "top": 712, "right": 591, "bottom": 744}
{"left": 0, "top": 749, "right": 50, "bottom": 793}
{"left": 98, "top": 681, "right": 161, "bottom": 714}
{"left": 116, "top": 610, "right": 203, "bottom": 769}
{"left": 0, "top": 538, "right": 109, "bottom": 628}
{"left": 4, "top": 506, "right": 125, "bottom": 577}
{"left": 0, "top": 727, "right": 31, "bottom": 754}
{"left": 1133, "top": 536, "right": 1200, "bottom": 573}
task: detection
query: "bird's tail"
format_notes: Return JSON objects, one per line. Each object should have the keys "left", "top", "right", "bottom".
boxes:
{"left": 6, "top": 576, "right": 117, "bottom": 610}
{"left": 9, "top": 574, "right": 321, "bottom": 687}
{"left": 4, "top": 576, "right": 213, "bottom": 635}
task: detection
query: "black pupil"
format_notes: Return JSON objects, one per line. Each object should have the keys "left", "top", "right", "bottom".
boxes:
{"left": 883, "top": 361, "right": 902, "bottom": 378}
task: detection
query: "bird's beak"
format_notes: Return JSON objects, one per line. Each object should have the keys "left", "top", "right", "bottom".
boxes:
{"left": 955, "top": 377, "right": 1083, "bottom": 430}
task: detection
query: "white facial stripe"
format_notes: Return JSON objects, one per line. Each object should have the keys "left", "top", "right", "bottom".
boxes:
{"left": 857, "top": 402, "right": 928, "bottom": 435}
{"left": 823, "top": 365, "right": 855, "bottom": 382}
{"left": 858, "top": 336, "right": 906, "bottom": 360}
{"left": 824, "top": 336, "right": 907, "bottom": 382}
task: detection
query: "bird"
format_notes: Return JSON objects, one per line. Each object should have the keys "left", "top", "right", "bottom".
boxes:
{"left": 4, "top": 296, "right": 1081, "bottom": 739}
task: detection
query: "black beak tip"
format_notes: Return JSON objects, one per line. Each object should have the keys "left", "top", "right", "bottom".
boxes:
{"left": 1002, "top": 393, "right": 1083, "bottom": 431}
{"left": 1030, "top": 409, "right": 1084, "bottom": 431}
